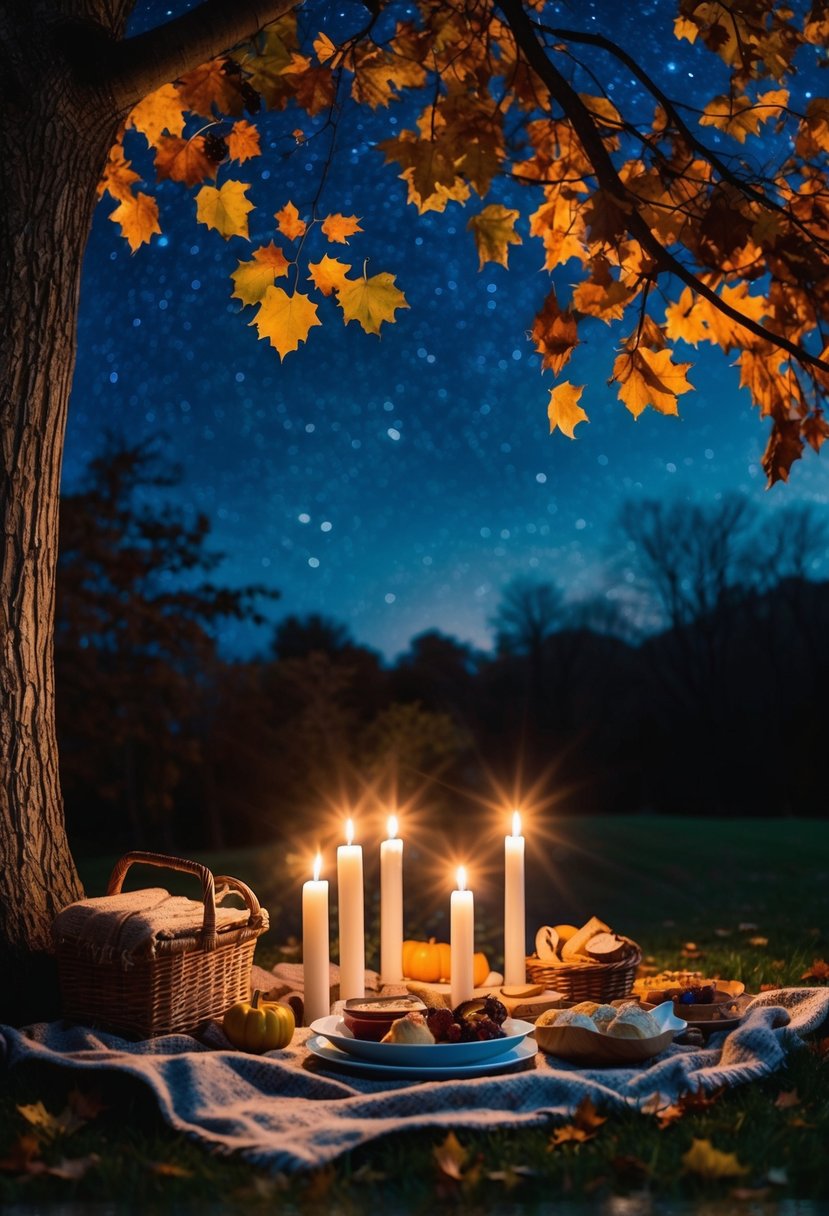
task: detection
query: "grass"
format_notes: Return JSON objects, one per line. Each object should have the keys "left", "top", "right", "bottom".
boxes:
{"left": 1, "top": 816, "right": 828, "bottom": 1211}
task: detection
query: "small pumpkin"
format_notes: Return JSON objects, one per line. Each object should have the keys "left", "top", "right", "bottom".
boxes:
{"left": 223, "top": 990, "right": 295, "bottom": 1053}
{"left": 402, "top": 938, "right": 489, "bottom": 987}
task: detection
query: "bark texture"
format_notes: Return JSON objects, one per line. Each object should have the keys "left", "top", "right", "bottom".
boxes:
{"left": 0, "top": 0, "right": 278, "bottom": 1018}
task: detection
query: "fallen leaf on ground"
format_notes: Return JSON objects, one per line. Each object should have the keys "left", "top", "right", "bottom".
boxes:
{"left": 487, "top": 1164, "right": 537, "bottom": 1188}
{"left": 0, "top": 1135, "right": 40, "bottom": 1173}
{"left": 748, "top": 936, "right": 769, "bottom": 946}
{"left": 434, "top": 1130, "right": 469, "bottom": 1180}
{"left": 17, "top": 1101, "right": 86, "bottom": 1140}
{"left": 774, "top": 1089, "right": 800, "bottom": 1109}
{"left": 802, "top": 959, "right": 829, "bottom": 981}
{"left": 682, "top": 1138, "right": 748, "bottom": 1179}
{"left": 549, "top": 1097, "right": 607, "bottom": 1146}
{"left": 150, "top": 1161, "right": 194, "bottom": 1178}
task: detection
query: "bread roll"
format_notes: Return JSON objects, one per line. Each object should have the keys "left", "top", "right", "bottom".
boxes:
{"left": 593, "top": 1004, "right": 618, "bottom": 1032}
{"left": 569, "top": 1001, "right": 600, "bottom": 1016}
{"left": 550, "top": 1009, "right": 597, "bottom": 1031}
{"left": 605, "top": 1006, "right": 658, "bottom": 1039}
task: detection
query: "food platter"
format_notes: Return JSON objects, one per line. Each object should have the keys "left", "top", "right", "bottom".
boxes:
{"left": 308, "top": 1015, "right": 535, "bottom": 1067}
{"left": 534, "top": 1001, "right": 687, "bottom": 1065}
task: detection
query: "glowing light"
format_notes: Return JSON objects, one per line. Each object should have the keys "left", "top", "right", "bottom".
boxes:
{"left": 512, "top": 810, "right": 522, "bottom": 837}
{"left": 387, "top": 815, "right": 398, "bottom": 840}
{"left": 313, "top": 852, "right": 322, "bottom": 883}
{"left": 346, "top": 817, "right": 354, "bottom": 846}
{"left": 456, "top": 865, "right": 467, "bottom": 892}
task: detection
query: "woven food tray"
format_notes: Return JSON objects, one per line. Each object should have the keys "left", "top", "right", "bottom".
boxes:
{"left": 525, "top": 938, "right": 641, "bottom": 1003}
{"left": 54, "top": 851, "right": 268, "bottom": 1039}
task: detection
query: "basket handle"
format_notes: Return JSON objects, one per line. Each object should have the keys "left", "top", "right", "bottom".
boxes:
{"left": 106, "top": 850, "right": 220, "bottom": 950}
{"left": 214, "top": 875, "right": 265, "bottom": 931}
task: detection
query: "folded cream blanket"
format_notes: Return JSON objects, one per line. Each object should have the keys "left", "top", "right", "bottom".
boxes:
{"left": 1, "top": 987, "right": 826, "bottom": 1173}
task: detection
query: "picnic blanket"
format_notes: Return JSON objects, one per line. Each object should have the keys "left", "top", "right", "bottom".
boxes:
{"left": 1, "top": 987, "right": 827, "bottom": 1173}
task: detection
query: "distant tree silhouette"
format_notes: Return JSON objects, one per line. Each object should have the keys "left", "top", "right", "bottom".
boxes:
{"left": 272, "top": 613, "right": 354, "bottom": 660}
{"left": 491, "top": 578, "right": 566, "bottom": 659}
{"left": 56, "top": 437, "right": 273, "bottom": 849}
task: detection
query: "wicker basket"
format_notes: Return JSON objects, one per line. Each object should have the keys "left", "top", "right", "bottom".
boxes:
{"left": 525, "top": 938, "right": 641, "bottom": 1003}
{"left": 55, "top": 851, "right": 268, "bottom": 1039}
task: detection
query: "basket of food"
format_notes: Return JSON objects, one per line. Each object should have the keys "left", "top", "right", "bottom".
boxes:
{"left": 525, "top": 917, "right": 641, "bottom": 1003}
{"left": 53, "top": 851, "right": 269, "bottom": 1039}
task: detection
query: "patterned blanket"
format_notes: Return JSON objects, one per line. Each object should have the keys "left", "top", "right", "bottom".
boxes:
{"left": 2, "top": 987, "right": 827, "bottom": 1173}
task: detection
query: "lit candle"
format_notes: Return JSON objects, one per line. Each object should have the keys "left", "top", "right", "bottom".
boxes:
{"left": 337, "top": 818, "right": 365, "bottom": 1000}
{"left": 302, "top": 853, "right": 330, "bottom": 1026}
{"left": 504, "top": 810, "right": 526, "bottom": 986}
{"left": 380, "top": 815, "right": 404, "bottom": 983}
{"left": 450, "top": 866, "right": 474, "bottom": 1008}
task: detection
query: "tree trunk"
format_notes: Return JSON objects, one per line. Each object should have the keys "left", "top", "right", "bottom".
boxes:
{"left": 0, "top": 3, "right": 127, "bottom": 1019}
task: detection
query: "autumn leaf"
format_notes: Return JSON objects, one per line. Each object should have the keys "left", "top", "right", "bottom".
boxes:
{"left": 682, "top": 1138, "right": 748, "bottom": 1180}
{"left": 802, "top": 958, "right": 829, "bottom": 981}
{"left": 177, "top": 59, "right": 243, "bottom": 118}
{"left": 611, "top": 347, "right": 693, "bottom": 419}
{"left": 231, "top": 243, "right": 290, "bottom": 306}
{"left": 196, "top": 181, "right": 254, "bottom": 240}
{"left": 467, "top": 204, "right": 522, "bottom": 270}
{"left": 433, "top": 1130, "right": 469, "bottom": 1180}
{"left": 313, "top": 31, "right": 342, "bottom": 67}
{"left": 275, "top": 201, "right": 307, "bottom": 241}
{"left": 763, "top": 418, "right": 805, "bottom": 486}
{"left": 338, "top": 271, "right": 408, "bottom": 335}
{"left": 109, "top": 192, "right": 161, "bottom": 252}
{"left": 150, "top": 1161, "right": 194, "bottom": 1178}
{"left": 549, "top": 1096, "right": 607, "bottom": 1146}
{"left": 665, "top": 288, "right": 708, "bottom": 347}
{"left": 127, "top": 83, "right": 185, "bottom": 143}
{"left": 774, "top": 1089, "right": 801, "bottom": 1109}
{"left": 532, "top": 289, "right": 579, "bottom": 374}
{"left": 320, "top": 213, "right": 363, "bottom": 244}
{"left": 98, "top": 143, "right": 141, "bottom": 203}
{"left": 227, "top": 120, "right": 261, "bottom": 164}
{"left": 250, "top": 286, "right": 321, "bottom": 359}
{"left": 748, "top": 935, "right": 768, "bottom": 946}
{"left": 699, "top": 90, "right": 788, "bottom": 142}
{"left": 154, "top": 135, "right": 216, "bottom": 187}
{"left": 308, "top": 255, "right": 351, "bottom": 297}
{"left": 547, "top": 382, "right": 588, "bottom": 439}
{"left": 17, "top": 1101, "right": 86, "bottom": 1140}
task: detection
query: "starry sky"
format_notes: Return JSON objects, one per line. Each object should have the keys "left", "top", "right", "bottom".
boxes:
{"left": 64, "top": 0, "right": 829, "bottom": 659}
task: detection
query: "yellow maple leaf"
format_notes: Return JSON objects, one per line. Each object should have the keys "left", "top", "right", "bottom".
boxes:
{"left": 320, "top": 213, "right": 363, "bottom": 244}
{"left": 308, "top": 255, "right": 351, "bottom": 297}
{"left": 700, "top": 283, "right": 766, "bottom": 351}
{"left": 682, "top": 1138, "right": 748, "bottom": 1179}
{"left": 127, "top": 83, "right": 185, "bottom": 144}
{"left": 699, "top": 91, "right": 787, "bottom": 143}
{"left": 664, "top": 287, "right": 708, "bottom": 346}
{"left": 109, "top": 191, "right": 161, "bottom": 252}
{"left": 276, "top": 201, "right": 307, "bottom": 241}
{"left": 250, "top": 287, "right": 321, "bottom": 359}
{"left": 231, "top": 243, "right": 290, "bottom": 306}
{"left": 313, "top": 31, "right": 342, "bottom": 66}
{"left": 337, "top": 271, "right": 408, "bottom": 335}
{"left": 466, "top": 204, "right": 522, "bottom": 270}
{"left": 227, "top": 120, "right": 261, "bottom": 164}
{"left": 673, "top": 14, "right": 699, "bottom": 42}
{"left": 195, "top": 180, "right": 253, "bottom": 240}
{"left": 154, "top": 135, "right": 216, "bottom": 187}
{"left": 433, "top": 1130, "right": 469, "bottom": 1180}
{"left": 98, "top": 143, "right": 140, "bottom": 202}
{"left": 611, "top": 346, "right": 693, "bottom": 419}
{"left": 547, "top": 382, "right": 588, "bottom": 438}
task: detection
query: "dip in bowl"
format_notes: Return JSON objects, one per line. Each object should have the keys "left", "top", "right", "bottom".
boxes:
{"left": 342, "top": 995, "right": 427, "bottom": 1041}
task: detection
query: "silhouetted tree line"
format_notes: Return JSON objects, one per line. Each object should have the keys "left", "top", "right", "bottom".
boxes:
{"left": 55, "top": 442, "right": 829, "bottom": 852}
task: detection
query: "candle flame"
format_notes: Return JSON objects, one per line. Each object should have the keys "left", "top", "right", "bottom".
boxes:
{"left": 512, "top": 810, "right": 522, "bottom": 837}
{"left": 313, "top": 852, "right": 322, "bottom": 882}
{"left": 456, "top": 865, "right": 467, "bottom": 892}
{"left": 345, "top": 817, "right": 354, "bottom": 846}
{"left": 387, "top": 814, "right": 398, "bottom": 840}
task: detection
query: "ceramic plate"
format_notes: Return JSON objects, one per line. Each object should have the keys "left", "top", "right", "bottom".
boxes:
{"left": 307, "top": 1033, "right": 538, "bottom": 1080}
{"left": 308, "top": 1015, "right": 535, "bottom": 1066}
{"left": 535, "top": 1001, "right": 687, "bottom": 1066}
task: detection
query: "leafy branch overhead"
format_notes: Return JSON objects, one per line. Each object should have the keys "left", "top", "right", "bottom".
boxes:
{"left": 99, "top": 0, "right": 829, "bottom": 484}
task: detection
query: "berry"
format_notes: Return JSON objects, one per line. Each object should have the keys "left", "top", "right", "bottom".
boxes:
{"left": 425, "top": 1007, "right": 455, "bottom": 1041}
{"left": 483, "top": 996, "right": 508, "bottom": 1025}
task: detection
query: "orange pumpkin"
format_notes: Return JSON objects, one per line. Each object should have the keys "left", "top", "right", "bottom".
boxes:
{"left": 402, "top": 938, "right": 489, "bottom": 986}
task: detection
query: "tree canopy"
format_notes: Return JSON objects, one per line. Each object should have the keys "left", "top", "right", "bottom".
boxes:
{"left": 98, "top": 0, "right": 829, "bottom": 485}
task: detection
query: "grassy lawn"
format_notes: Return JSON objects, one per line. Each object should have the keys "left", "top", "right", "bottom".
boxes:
{"left": 2, "top": 816, "right": 827, "bottom": 1211}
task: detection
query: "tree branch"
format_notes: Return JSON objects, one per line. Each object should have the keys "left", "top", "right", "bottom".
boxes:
{"left": 106, "top": 0, "right": 298, "bottom": 112}
{"left": 496, "top": 0, "right": 829, "bottom": 379}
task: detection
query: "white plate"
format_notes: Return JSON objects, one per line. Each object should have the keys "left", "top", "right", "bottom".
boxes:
{"left": 307, "top": 1032, "right": 538, "bottom": 1080}
{"left": 308, "top": 1014, "right": 535, "bottom": 1066}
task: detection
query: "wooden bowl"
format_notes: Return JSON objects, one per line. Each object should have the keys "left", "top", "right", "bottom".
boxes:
{"left": 669, "top": 980, "right": 745, "bottom": 1022}
{"left": 534, "top": 1001, "right": 686, "bottom": 1066}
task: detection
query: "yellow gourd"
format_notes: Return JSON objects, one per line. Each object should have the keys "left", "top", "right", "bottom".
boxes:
{"left": 222, "top": 990, "right": 295, "bottom": 1053}
{"left": 402, "top": 938, "right": 489, "bottom": 987}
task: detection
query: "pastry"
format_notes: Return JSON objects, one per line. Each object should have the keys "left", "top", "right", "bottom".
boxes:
{"left": 381, "top": 1011, "right": 436, "bottom": 1044}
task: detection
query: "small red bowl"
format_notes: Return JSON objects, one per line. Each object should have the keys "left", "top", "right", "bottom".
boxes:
{"left": 342, "top": 996, "right": 426, "bottom": 1041}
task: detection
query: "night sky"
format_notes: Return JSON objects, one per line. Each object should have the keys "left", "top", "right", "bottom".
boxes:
{"left": 64, "top": 0, "right": 829, "bottom": 659}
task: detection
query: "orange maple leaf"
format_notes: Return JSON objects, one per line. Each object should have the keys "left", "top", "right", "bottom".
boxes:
{"left": 231, "top": 243, "right": 290, "bottom": 306}
{"left": 109, "top": 192, "right": 161, "bottom": 252}
{"left": 532, "top": 289, "right": 579, "bottom": 374}
{"left": 466, "top": 204, "right": 522, "bottom": 270}
{"left": 250, "top": 287, "right": 321, "bottom": 359}
{"left": 98, "top": 143, "right": 140, "bottom": 203}
{"left": 802, "top": 958, "right": 829, "bottom": 981}
{"left": 611, "top": 346, "right": 694, "bottom": 419}
{"left": 177, "top": 59, "right": 242, "bottom": 118}
{"left": 308, "top": 255, "right": 351, "bottom": 297}
{"left": 127, "top": 83, "right": 185, "bottom": 144}
{"left": 547, "top": 382, "right": 588, "bottom": 439}
{"left": 320, "top": 213, "right": 363, "bottom": 244}
{"left": 227, "top": 120, "right": 261, "bottom": 164}
{"left": 154, "top": 135, "right": 216, "bottom": 187}
{"left": 195, "top": 180, "right": 253, "bottom": 240}
{"left": 275, "top": 201, "right": 307, "bottom": 241}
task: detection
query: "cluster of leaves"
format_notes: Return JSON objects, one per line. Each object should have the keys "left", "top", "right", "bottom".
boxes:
{"left": 100, "top": 0, "right": 829, "bottom": 482}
